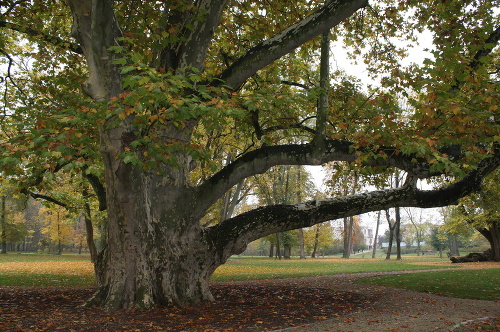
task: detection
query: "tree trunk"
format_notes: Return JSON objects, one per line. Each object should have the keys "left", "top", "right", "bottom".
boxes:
{"left": 395, "top": 206, "right": 402, "bottom": 260}
{"left": 372, "top": 211, "right": 381, "bottom": 259}
{"left": 490, "top": 223, "right": 500, "bottom": 262}
{"left": 1, "top": 196, "right": 6, "bottom": 254}
{"left": 478, "top": 223, "right": 500, "bottom": 262}
{"left": 84, "top": 155, "right": 229, "bottom": 309}
{"left": 269, "top": 243, "right": 274, "bottom": 258}
{"left": 385, "top": 210, "right": 396, "bottom": 260}
{"left": 311, "top": 226, "right": 320, "bottom": 258}
{"left": 448, "top": 234, "right": 460, "bottom": 257}
{"left": 83, "top": 188, "right": 98, "bottom": 263}
{"left": 394, "top": 176, "right": 402, "bottom": 260}
{"left": 283, "top": 244, "right": 291, "bottom": 259}
{"left": 342, "top": 217, "right": 353, "bottom": 258}
{"left": 416, "top": 230, "right": 422, "bottom": 256}
{"left": 298, "top": 228, "right": 306, "bottom": 259}
{"left": 275, "top": 232, "right": 282, "bottom": 260}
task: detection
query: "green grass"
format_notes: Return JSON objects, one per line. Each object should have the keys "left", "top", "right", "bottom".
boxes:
{"left": 0, "top": 253, "right": 96, "bottom": 287}
{"left": 0, "top": 253, "right": 91, "bottom": 262}
{"left": 0, "top": 273, "right": 96, "bottom": 287}
{"left": 1, "top": 254, "right": 498, "bottom": 301}
{"left": 357, "top": 269, "right": 500, "bottom": 301}
{"left": 210, "top": 256, "right": 452, "bottom": 281}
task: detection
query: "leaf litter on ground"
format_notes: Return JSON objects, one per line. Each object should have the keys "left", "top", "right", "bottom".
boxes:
{"left": 0, "top": 284, "right": 373, "bottom": 331}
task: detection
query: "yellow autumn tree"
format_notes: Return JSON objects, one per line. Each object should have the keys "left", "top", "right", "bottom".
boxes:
{"left": 39, "top": 205, "right": 74, "bottom": 255}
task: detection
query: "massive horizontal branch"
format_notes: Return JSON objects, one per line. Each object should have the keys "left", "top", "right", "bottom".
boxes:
{"left": 194, "top": 139, "right": 434, "bottom": 219}
{"left": 217, "top": 0, "right": 368, "bottom": 90}
{"left": 209, "top": 151, "right": 500, "bottom": 256}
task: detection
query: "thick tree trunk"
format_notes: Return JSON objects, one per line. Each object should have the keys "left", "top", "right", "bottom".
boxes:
{"left": 490, "top": 224, "right": 500, "bottom": 262}
{"left": 478, "top": 223, "right": 500, "bottom": 262}
{"left": 84, "top": 147, "right": 229, "bottom": 309}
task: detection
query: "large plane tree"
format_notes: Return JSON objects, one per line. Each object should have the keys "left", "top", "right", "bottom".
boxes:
{"left": 0, "top": 0, "right": 499, "bottom": 310}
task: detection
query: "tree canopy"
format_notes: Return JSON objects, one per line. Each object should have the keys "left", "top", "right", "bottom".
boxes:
{"left": 0, "top": 0, "right": 499, "bottom": 309}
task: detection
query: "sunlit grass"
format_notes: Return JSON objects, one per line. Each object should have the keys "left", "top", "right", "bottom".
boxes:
{"left": 0, "top": 261, "right": 96, "bottom": 286}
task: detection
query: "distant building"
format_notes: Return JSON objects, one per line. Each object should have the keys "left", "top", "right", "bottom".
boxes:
{"left": 360, "top": 227, "right": 373, "bottom": 249}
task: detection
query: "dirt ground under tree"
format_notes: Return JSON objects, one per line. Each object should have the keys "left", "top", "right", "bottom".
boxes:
{"left": 1, "top": 262, "right": 499, "bottom": 332}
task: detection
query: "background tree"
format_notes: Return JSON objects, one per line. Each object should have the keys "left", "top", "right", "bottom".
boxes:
{"left": 0, "top": 1, "right": 499, "bottom": 309}
{"left": 253, "top": 165, "right": 316, "bottom": 259}
{"left": 429, "top": 226, "right": 448, "bottom": 258}
{"left": 39, "top": 205, "right": 74, "bottom": 255}
{"left": 401, "top": 208, "right": 431, "bottom": 256}
{"left": 304, "top": 221, "right": 334, "bottom": 258}
{"left": 0, "top": 183, "right": 27, "bottom": 253}
{"left": 325, "top": 164, "right": 361, "bottom": 258}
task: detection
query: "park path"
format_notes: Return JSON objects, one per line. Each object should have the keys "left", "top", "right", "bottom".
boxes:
{"left": 249, "top": 265, "right": 500, "bottom": 332}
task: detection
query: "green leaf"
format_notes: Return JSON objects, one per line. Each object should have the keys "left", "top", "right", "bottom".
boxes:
{"left": 112, "top": 57, "right": 127, "bottom": 65}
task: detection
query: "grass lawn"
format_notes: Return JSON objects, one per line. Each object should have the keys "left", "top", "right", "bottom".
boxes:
{"left": 211, "top": 256, "right": 452, "bottom": 281}
{"left": 357, "top": 268, "right": 500, "bottom": 301}
{"left": 0, "top": 254, "right": 95, "bottom": 287}
{"left": 1, "top": 253, "right": 498, "bottom": 300}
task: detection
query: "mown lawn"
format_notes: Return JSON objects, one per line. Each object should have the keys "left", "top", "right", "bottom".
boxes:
{"left": 1, "top": 253, "right": 498, "bottom": 301}
{"left": 0, "top": 254, "right": 95, "bottom": 287}
{"left": 0, "top": 253, "right": 449, "bottom": 286}
{"left": 211, "top": 256, "right": 451, "bottom": 281}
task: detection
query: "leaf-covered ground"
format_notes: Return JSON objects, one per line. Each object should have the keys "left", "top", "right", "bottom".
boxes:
{"left": 0, "top": 284, "right": 371, "bottom": 331}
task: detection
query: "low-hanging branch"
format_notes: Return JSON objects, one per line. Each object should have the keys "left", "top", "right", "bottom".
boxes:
{"left": 209, "top": 149, "right": 500, "bottom": 255}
